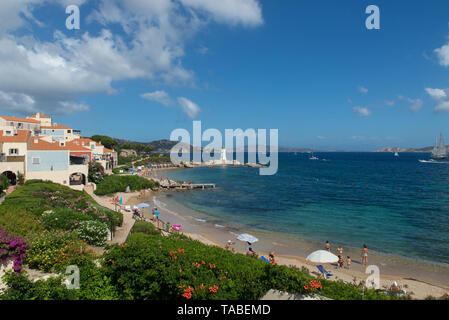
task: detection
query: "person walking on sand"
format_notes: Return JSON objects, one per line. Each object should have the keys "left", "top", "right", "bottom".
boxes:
{"left": 346, "top": 256, "right": 351, "bottom": 269}
{"left": 337, "top": 246, "right": 343, "bottom": 256}
{"left": 361, "top": 244, "right": 368, "bottom": 267}
{"left": 269, "top": 251, "right": 276, "bottom": 265}
{"left": 325, "top": 241, "right": 330, "bottom": 252}
{"left": 154, "top": 207, "right": 159, "bottom": 221}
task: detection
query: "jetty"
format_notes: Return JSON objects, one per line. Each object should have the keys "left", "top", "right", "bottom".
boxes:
{"left": 162, "top": 183, "right": 215, "bottom": 190}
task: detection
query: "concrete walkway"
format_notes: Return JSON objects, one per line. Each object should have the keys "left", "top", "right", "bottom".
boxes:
{"left": 83, "top": 185, "right": 138, "bottom": 246}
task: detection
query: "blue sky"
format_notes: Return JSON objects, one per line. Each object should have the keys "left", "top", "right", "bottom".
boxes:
{"left": 2, "top": 0, "right": 449, "bottom": 150}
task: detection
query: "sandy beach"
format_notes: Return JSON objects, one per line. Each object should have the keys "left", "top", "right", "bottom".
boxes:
{"left": 123, "top": 186, "right": 449, "bottom": 300}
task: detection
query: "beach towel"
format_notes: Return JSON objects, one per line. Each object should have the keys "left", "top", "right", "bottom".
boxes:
{"left": 260, "top": 256, "right": 271, "bottom": 264}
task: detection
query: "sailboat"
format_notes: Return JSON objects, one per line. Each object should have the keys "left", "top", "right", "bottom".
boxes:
{"left": 309, "top": 150, "right": 319, "bottom": 160}
{"left": 431, "top": 133, "right": 447, "bottom": 160}
{"left": 394, "top": 148, "right": 399, "bottom": 157}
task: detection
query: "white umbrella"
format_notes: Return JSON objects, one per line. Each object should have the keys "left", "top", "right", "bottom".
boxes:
{"left": 136, "top": 203, "right": 151, "bottom": 208}
{"left": 237, "top": 233, "right": 258, "bottom": 243}
{"left": 306, "top": 250, "right": 339, "bottom": 263}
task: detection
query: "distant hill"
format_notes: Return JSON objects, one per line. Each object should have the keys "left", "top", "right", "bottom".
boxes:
{"left": 373, "top": 146, "right": 437, "bottom": 153}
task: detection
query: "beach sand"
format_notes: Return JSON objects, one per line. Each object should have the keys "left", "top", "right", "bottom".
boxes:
{"left": 127, "top": 189, "right": 449, "bottom": 300}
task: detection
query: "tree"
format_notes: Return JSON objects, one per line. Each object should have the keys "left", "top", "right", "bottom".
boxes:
{"left": 132, "top": 143, "right": 146, "bottom": 153}
{"left": 143, "top": 146, "right": 154, "bottom": 154}
{"left": 91, "top": 135, "right": 118, "bottom": 150}
{"left": 119, "top": 141, "right": 133, "bottom": 150}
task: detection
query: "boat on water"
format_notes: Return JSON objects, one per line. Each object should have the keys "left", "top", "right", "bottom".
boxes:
{"left": 394, "top": 150, "right": 399, "bottom": 157}
{"left": 431, "top": 133, "right": 447, "bottom": 160}
{"left": 309, "top": 151, "right": 319, "bottom": 160}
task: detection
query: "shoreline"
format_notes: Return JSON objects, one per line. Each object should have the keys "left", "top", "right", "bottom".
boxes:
{"left": 129, "top": 188, "right": 449, "bottom": 300}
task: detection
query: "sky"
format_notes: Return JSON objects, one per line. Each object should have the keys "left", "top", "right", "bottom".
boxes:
{"left": 2, "top": 0, "right": 449, "bottom": 150}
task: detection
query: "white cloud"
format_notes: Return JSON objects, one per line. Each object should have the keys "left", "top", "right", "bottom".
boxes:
{"left": 408, "top": 98, "right": 423, "bottom": 113}
{"left": 385, "top": 100, "right": 395, "bottom": 107}
{"left": 435, "top": 42, "right": 449, "bottom": 67}
{"left": 180, "top": 0, "right": 263, "bottom": 27}
{"left": 177, "top": 97, "right": 201, "bottom": 118}
{"left": 351, "top": 136, "right": 365, "bottom": 141}
{"left": 397, "top": 95, "right": 424, "bottom": 113}
{"left": 141, "top": 91, "right": 173, "bottom": 106}
{"left": 358, "top": 85, "right": 368, "bottom": 94}
{"left": 425, "top": 88, "right": 447, "bottom": 100}
{"left": 426, "top": 87, "right": 449, "bottom": 112}
{"left": 316, "top": 136, "right": 326, "bottom": 140}
{"left": 0, "top": 0, "right": 263, "bottom": 115}
{"left": 353, "top": 106, "right": 371, "bottom": 117}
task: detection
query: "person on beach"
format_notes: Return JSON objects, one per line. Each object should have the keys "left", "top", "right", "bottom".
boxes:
{"left": 361, "top": 244, "right": 368, "bottom": 266}
{"left": 269, "top": 251, "right": 276, "bottom": 265}
{"left": 337, "top": 255, "right": 344, "bottom": 269}
{"left": 225, "top": 240, "right": 235, "bottom": 251}
{"left": 247, "top": 247, "right": 256, "bottom": 257}
{"left": 337, "top": 246, "right": 343, "bottom": 256}
{"left": 325, "top": 241, "right": 330, "bottom": 252}
{"left": 152, "top": 208, "right": 156, "bottom": 222}
{"left": 346, "top": 256, "right": 351, "bottom": 269}
{"left": 154, "top": 208, "right": 159, "bottom": 221}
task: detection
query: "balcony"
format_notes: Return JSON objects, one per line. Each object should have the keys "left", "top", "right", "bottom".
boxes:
{"left": 0, "top": 154, "right": 25, "bottom": 163}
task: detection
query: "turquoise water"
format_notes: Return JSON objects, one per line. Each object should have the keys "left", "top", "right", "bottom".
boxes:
{"left": 162, "top": 152, "right": 449, "bottom": 265}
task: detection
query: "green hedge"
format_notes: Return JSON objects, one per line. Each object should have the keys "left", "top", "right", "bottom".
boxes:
{"left": 94, "top": 175, "right": 159, "bottom": 196}
{"left": 132, "top": 221, "right": 161, "bottom": 235}
{"left": 102, "top": 233, "right": 401, "bottom": 300}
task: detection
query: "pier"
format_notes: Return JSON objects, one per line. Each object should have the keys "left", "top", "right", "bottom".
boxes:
{"left": 161, "top": 183, "right": 215, "bottom": 190}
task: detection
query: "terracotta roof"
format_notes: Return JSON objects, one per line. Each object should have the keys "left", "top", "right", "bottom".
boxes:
{"left": 103, "top": 147, "right": 116, "bottom": 153}
{"left": 29, "top": 113, "right": 51, "bottom": 119}
{"left": 28, "top": 138, "right": 87, "bottom": 151}
{"left": 77, "top": 138, "right": 102, "bottom": 147}
{"left": 41, "top": 124, "right": 72, "bottom": 130}
{"left": 0, "top": 130, "right": 30, "bottom": 143}
{"left": 65, "top": 140, "right": 93, "bottom": 151}
{"left": 0, "top": 116, "right": 40, "bottom": 124}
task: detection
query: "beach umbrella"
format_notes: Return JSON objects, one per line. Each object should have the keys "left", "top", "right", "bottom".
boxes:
{"left": 306, "top": 250, "right": 338, "bottom": 264}
{"left": 136, "top": 203, "right": 151, "bottom": 208}
{"left": 237, "top": 233, "right": 258, "bottom": 243}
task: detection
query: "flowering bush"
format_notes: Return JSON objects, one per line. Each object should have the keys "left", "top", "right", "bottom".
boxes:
{"left": 103, "top": 233, "right": 270, "bottom": 300}
{"left": 77, "top": 221, "right": 109, "bottom": 246}
{"left": 0, "top": 227, "right": 28, "bottom": 273}
{"left": 24, "top": 231, "right": 95, "bottom": 272}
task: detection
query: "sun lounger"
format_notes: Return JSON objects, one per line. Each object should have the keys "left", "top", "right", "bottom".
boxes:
{"left": 316, "top": 265, "right": 333, "bottom": 279}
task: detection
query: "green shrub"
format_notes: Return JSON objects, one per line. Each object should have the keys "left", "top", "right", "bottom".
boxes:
{"left": 103, "top": 233, "right": 270, "bottom": 300}
{"left": 41, "top": 208, "right": 92, "bottom": 231}
{"left": 88, "top": 161, "right": 106, "bottom": 184}
{"left": 77, "top": 221, "right": 109, "bottom": 246}
{"left": 132, "top": 221, "right": 161, "bottom": 235}
{"left": 0, "top": 174, "right": 10, "bottom": 194}
{"left": 0, "top": 271, "right": 77, "bottom": 300}
{"left": 24, "top": 231, "right": 95, "bottom": 273}
{"left": 94, "top": 175, "right": 159, "bottom": 196}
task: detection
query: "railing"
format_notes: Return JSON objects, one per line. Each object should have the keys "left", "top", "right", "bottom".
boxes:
{"left": 0, "top": 155, "right": 25, "bottom": 163}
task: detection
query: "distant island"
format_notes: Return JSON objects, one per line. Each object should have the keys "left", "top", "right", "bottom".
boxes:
{"left": 373, "top": 146, "right": 439, "bottom": 153}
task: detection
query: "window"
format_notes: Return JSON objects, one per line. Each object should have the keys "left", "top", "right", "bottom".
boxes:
{"left": 9, "top": 122, "right": 13, "bottom": 126}
{"left": 32, "top": 157, "right": 40, "bottom": 164}
{"left": 8, "top": 149, "right": 19, "bottom": 155}
{"left": 17, "top": 123, "right": 23, "bottom": 129}
{"left": 27, "top": 124, "right": 30, "bottom": 130}
{"left": 5, "top": 131, "right": 11, "bottom": 135}
{"left": 67, "top": 130, "right": 71, "bottom": 134}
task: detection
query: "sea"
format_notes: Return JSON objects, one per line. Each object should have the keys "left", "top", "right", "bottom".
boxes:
{"left": 160, "top": 152, "right": 449, "bottom": 267}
